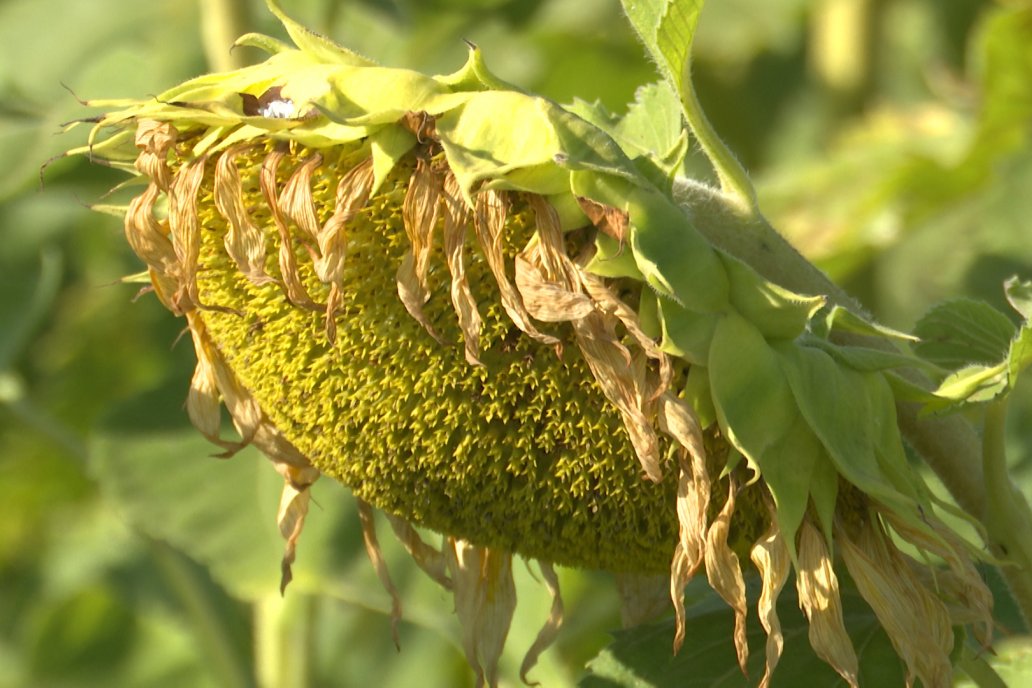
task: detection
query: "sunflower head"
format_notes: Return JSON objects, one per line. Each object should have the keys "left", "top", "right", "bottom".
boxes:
{"left": 66, "top": 2, "right": 994, "bottom": 685}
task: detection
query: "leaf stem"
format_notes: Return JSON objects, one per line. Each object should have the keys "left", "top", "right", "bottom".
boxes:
{"left": 679, "top": 73, "right": 759, "bottom": 216}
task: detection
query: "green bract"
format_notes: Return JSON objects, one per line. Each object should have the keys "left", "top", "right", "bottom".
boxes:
{"left": 67, "top": 2, "right": 994, "bottom": 685}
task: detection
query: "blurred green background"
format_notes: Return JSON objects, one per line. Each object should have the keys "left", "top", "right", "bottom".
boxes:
{"left": 2, "top": 0, "right": 1032, "bottom": 686}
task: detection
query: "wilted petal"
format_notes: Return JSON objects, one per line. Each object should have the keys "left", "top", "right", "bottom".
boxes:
{"left": 704, "top": 478, "right": 749, "bottom": 675}
{"left": 357, "top": 498, "right": 403, "bottom": 649}
{"left": 397, "top": 251, "right": 444, "bottom": 343}
{"left": 445, "top": 539, "right": 517, "bottom": 688}
{"left": 573, "top": 314, "right": 661, "bottom": 481}
{"left": 442, "top": 173, "right": 483, "bottom": 365}
{"left": 520, "top": 561, "right": 563, "bottom": 686}
{"left": 213, "top": 145, "right": 274, "bottom": 286}
{"left": 577, "top": 196, "right": 628, "bottom": 244}
{"left": 279, "top": 154, "right": 323, "bottom": 243}
{"left": 881, "top": 509, "right": 993, "bottom": 647}
{"left": 578, "top": 270, "right": 671, "bottom": 396}
{"left": 838, "top": 515, "right": 954, "bottom": 688}
{"left": 750, "top": 515, "right": 791, "bottom": 688}
{"left": 184, "top": 322, "right": 246, "bottom": 455}
{"left": 513, "top": 196, "right": 594, "bottom": 324}
{"left": 396, "top": 158, "right": 444, "bottom": 342}
{"left": 514, "top": 252, "right": 594, "bottom": 322}
{"left": 796, "top": 520, "right": 859, "bottom": 687}
{"left": 168, "top": 154, "right": 208, "bottom": 312}
{"left": 275, "top": 463, "right": 319, "bottom": 594}
{"left": 384, "top": 513, "right": 452, "bottom": 589}
{"left": 660, "top": 391, "right": 710, "bottom": 652}
{"left": 315, "top": 159, "right": 374, "bottom": 287}
{"left": 260, "top": 148, "right": 320, "bottom": 310}
{"left": 133, "top": 119, "right": 177, "bottom": 191}
{"left": 124, "top": 183, "right": 179, "bottom": 310}
{"left": 472, "top": 190, "right": 558, "bottom": 348}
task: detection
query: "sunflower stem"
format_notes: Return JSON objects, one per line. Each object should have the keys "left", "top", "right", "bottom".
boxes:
{"left": 199, "top": 0, "right": 252, "bottom": 72}
{"left": 982, "top": 398, "right": 1032, "bottom": 626}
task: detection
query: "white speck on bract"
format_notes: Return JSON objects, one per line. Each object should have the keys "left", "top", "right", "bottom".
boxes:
{"left": 260, "top": 99, "right": 295, "bottom": 119}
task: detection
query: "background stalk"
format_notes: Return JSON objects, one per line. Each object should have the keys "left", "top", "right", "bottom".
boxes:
{"left": 200, "top": 0, "right": 252, "bottom": 72}
{"left": 255, "top": 592, "right": 315, "bottom": 688}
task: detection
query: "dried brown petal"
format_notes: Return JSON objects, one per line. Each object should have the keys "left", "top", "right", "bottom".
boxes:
{"left": 213, "top": 145, "right": 274, "bottom": 287}
{"left": 397, "top": 158, "right": 444, "bottom": 342}
{"left": 315, "top": 159, "right": 374, "bottom": 287}
{"left": 838, "top": 515, "right": 954, "bottom": 688}
{"left": 445, "top": 539, "right": 517, "bottom": 688}
{"left": 357, "top": 498, "right": 403, "bottom": 649}
{"left": 133, "top": 119, "right": 177, "bottom": 191}
{"left": 660, "top": 390, "right": 711, "bottom": 652}
{"left": 881, "top": 509, "right": 993, "bottom": 647}
{"left": 442, "top": 173, "right": 484, "bottom": 365}
{"left": 275, "top": 462, "right": 319, "bottom": 594}
{"left": 704, "top": 478, "right": 749, "bottom": 674}
{"left": 384, "top": 513, "right": 452, "bottom": 590}
{"left": 519, "top": 561, "right": 563, "bottom": 686}
{"left": 260, "top": 148, "right": 320, "bottom": 310}
{"left": 168, "top": 155, "right": 208, "bottom": 312}
{"left": 472, "top": 190, "right": 558, "bottom": 347}
{"left": 750, "top": 515, "right": 791, "bottom": 688}
{"left": 514, "top": 252, "right": 594, "bottom": 322}
{"left": 279, "top": 154, "right": 323, "bottom": 243}
{"left": 577, "top": 196, "right": 628, "bottom": 244}
{"left": 796, "top": 520, "right": 859, "bottom": 687}
{"left": 124, "top": 182, "right": 179, "bottom": 310}
{"left": 572, "top": 314, "right": 661, "bottom": 481}
{"left": 317, "top": 159, "right": 375, "bottom": 340}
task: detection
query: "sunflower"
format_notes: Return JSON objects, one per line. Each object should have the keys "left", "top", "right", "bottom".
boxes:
{"left": 65, "top": 2, "right": 993, "bottom": 686}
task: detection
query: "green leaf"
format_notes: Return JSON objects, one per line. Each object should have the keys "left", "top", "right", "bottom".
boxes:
{"left": 913, "top": 298, "right": 1017, "bottom": 370}
{"left": 1007, "top": 324, "right": 1032, "bottom": 387}
{"left": 619, "top": 0, "right": 701, "bottom": 100}
{"left": 572, "top": 170, "right": 728, "bottom": 313}
{"left": 1006, "top": 276, "right": 1032, "bottom": 320}
{"left": 580, "top": 578, "right": 906, "bottom": 687}
{"left": 720, "top": 252, "right": 825, "bottom": 340}
{"left": 657, "top": 298, "right": 717, "bottom": 365}
{"left": 773, "top": 342, "right": 924, "bottom": 515}
{"left": 803, "top": 337, "right": 939, "bottom": 375}
{"left": 91, "top": 416, "right": 358, "bottom": 601}
{"left": 613, "top": 82, "right": 685, "bottom": 162}
{"left": 820, "top": 305, "right": 918, "bottom": 343}
{"left": 708, "top": 312, "right": 818, "bottom": 554}
{"left": 0, "top": 247, "right": 62, "bottom": 371}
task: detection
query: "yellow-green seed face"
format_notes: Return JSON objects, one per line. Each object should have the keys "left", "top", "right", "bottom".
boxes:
{"left": 192, "top": 140, "right": 683, "bottom": 572}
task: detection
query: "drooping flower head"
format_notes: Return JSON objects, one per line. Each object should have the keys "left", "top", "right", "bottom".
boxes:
{"left": 66, "top": 2, "right": 993, "bottom": 685}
